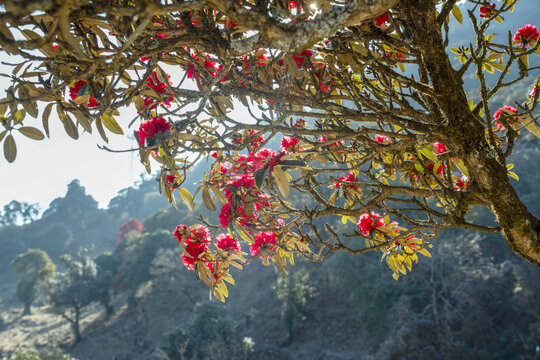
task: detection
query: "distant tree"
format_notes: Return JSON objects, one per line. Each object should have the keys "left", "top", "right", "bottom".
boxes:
{"left": 114, "top": 229, "right": 176, "bottom": 291}
{"left": 0, "top": 201, "right": 40, "bottom": 226}
{"left": 47, "top": 248, "right": 101, "bottom": 344}
{"left": 10, "top": 249, "right": 56, "bottom": 315}
{"left": 25, "top": 222, "right": 73, "bottom": 259}
{"left": 115, "top": 218, "right": 143, "bottom": 247}
{"left": 94, "top": 252, "right": 121, "bottom": 318}
{"left": 275, "top": 267, "right": 316, "bottom": 342}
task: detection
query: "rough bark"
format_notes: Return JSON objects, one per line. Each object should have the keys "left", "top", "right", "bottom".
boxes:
{"left": 401, "top": 0, "right": 540, "bottom": 264}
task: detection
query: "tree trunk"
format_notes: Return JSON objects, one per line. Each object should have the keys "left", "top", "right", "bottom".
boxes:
{"left": 23, "top": 302, "right": 31, "bottom": 316}
{"left": 401, "top": 0, "right": 540, "bottom": 264}
{"left": 73, "top": 307, "right": 81, "bottom": 344}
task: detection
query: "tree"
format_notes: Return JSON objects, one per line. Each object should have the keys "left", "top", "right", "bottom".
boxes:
{"left": 93, "top": 252, "right": 121, "bottom": 318}
{"left": 47, "top": 248, "right": 101, "bottom": 344}
{"left": 0, "top": 201, "right": 40, "bottom": 226}
{"left": 0, "top": 1, "right": 538, "bottom": 299}
{"left": 10, "top": 248, "right": 56, "bottom": 315}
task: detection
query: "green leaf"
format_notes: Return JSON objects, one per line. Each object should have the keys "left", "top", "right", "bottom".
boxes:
{"left": 3, "top": 133, "right": 16, "bottom": 163}
{"left": 280, "top": 159, "right": 308, "bottom": 168}
{"left": 18, "top": 126, "right": 45, "bottom": 140}
{"left": 42, "top": 103, "right": 53, "bottom": 138}
{"left": 235, "top": 221, "right": 254, "bottom": 244}
{"left": 254, "top": 167, "right": 268, "bottom": 189}
{"left": 178, "top": 187, "right": 195, "bottom": 211}
{"left": 273, "top": 166, "right": 290, "bottom": 198}
{"left": 14, "top": 109, "right": 25, "bottom": 123}
{"left": 451, "top": 5, "right": 463, "bottom": 24}
{"left": 523, "top": 117, "right": 540, "bottom": 138}
{"left": 101, "top": 114, "right": 124, "bottom": 135}
{"left": 202, "top": 187, "right": 216, "bottom": 211}
{"left": 453, "top": 158, "right": 469, "bottom": 177}
{"left": 61, "top": 113, "right": 79, "bottom": 140}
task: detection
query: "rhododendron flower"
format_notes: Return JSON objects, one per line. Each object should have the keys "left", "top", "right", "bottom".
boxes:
{"left": 426, "top": 162, "right": 445, "bottom": 176}
{"left": 175, "top": 224, "right": 211, "bottom": 270}
{"left": 136, "top": 117, "right": 171, "bottom": 146}
{"left": 281, "top": 136, "right": 301, "bottom": 152}
{"left": 433, "top": 142, "right": 448, "bottom": 154}
{"left": 166, "top": 174, "right": 177, "bottom": 188}
{"left": 69, "top": 80, "right": 100, "bottom": 108}
{"left": 216, "top": 233, "right": 241, "bottom": 252}
{"left": 182, "top": 241, "right": 208, "bottom": 270}
{"left": 455, "top": 176, "right": 470, "bottom": 191}
{"left": 146, "top": 70, "right": 171, "bottom": 93}
{"left": 374, "top": 134, "right": 390, "bottom": 144}
{"left": 293, "top": 118, "right": 306, "bottom": 128}
{"left": 219, "top": 203, "right": 232, "bottom": 228}
{"left": 291, "top": 49, "right": 313, "bottom": 68}
{"left": 513, "top": 24, "right": 539, "bottom": 46}
{"left": 479, "top": 2, "right": 496, "bottom": 18}
{"left": 333, "top": 172, "right": 359, "bottom": 189}
{"left": 357, "top": 211, "right": 384, "bottom": 236}
{"left": 493, "top": 106, "right": 517, "bottom": 131}
{"left": 250, "top": 231, "right": 277, "bottom": 255}
{"left": 115, "top": 218, "right": 143, "bottom": 246}
{"left": 375, "top": 13, "right": 389, "bottom": 27}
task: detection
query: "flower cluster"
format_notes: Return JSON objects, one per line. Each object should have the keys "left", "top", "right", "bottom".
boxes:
{"left": 174, "top": 224, "right": 211, "bottom": 270}
{"left": 333, "top": 172, "right": 359, "bottom": 190}
{"left": 280, "top": 136, "right": 301, "bottom": 153}
{"left": 250, "top": 231, "right": 277, "bottom": 255}
{"left": 69, "top": 80, "right": 100, "bottom": 108}
{"left": 513, "top": 24, "right": 539, "bottom": 46}
{"left": 357, "top": 211, "right": 384, "bottom": 236}
{"left": 374, "top": 134, "right": 391, "bottom": 144}
{"left": 479, "top": 2, "right": 496, "bottom": 18}
{"left": 493, "top": 106, "right": 517, "bottom": 131}
{"left": 136, "top": 117, "right": 171, "bottom": 146}
{"left": 115, "top": 218, "right": 143, "bottom": 247}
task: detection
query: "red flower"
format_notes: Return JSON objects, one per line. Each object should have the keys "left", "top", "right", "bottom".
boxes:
{"left": 174, "top": 224, "right": 188, "bottom": 242}
{"left": 433, "top": 142, "right": 448, "bottom": 154}
{"left": 333, "top": 172, "right": 359, "bottom": 189}
{"left": 52, "top": 44, "right": 58, "bottom": 51}
{"left": 455, "top": 176, "right": 470, "bottom": 191}
{"left": 291, "top": 49, "right": 313, "bottom": 68}
{"left": 219, "top": 203, "right": 232, "bottom": 228}
{"left": 166, "top": 174, "right": 177, "bottom": 187}
{"left": 69, "top": 80, "right": 100, "bottom": 108}
{"left": 513, "top": 24, "right": 539, "bottom": 46}
{"left": 493, "top": 106, "right": 517, "bottom": 131}
{"left": 136, "top": 117, "right": 171, "bottom": 146}
{"left": 375, "top": 13, "right": 389, "bottom": 27}
{"left": 175, "top": 224, "right": 211, "bottom": 270}
{"left": 250, "top": 231, "right": 277, "bottom": 255}
{"left": 146, "top": 70, "right": 170, "bottom": 93}
{"left": 357, "top": 211, "right": 384, "bottom": 236}
{"left": 216, "top": 233, "right": 241, "bottom": 252}
{"left": 115, "top": 218, "right": 143, "bottom": 246}
{"left": 182, "top": 241, "right": 207, "bottom": 270}
{"left": 480, "top": 2, "right": 496, "bottom": 18}
{"left": 374, "top": 134, "right": 390, "bottom": 144}
{"left": 426, "top": 162, "right": 445, "bottom": 176}
{"left": 293, "top": 118, "right": 306, "bottom": 128}
{"left": 281, "top": 136, "right": 301, "bottom": 152}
